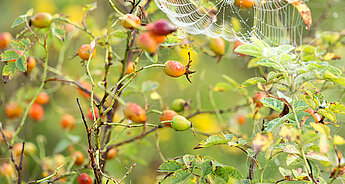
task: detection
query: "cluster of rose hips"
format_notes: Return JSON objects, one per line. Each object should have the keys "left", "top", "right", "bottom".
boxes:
{"left": 123, "top": 98, "right": 192, "bottom": 132}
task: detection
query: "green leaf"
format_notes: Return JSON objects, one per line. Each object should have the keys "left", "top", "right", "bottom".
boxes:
{"left": 265, "top": 116, "right": 287, "bottom": 133}
{"left": 11, "top": 16, "right": 25, "bottom": 28}
{"left": 10, "top": 40, "right": 25, "bottom": 51}
{"left": 280, "top": 53, "right": 296, "bottom": 63}
{"left": 1, "top": 50, "right": 20, "bottom": 62}
{"left": 251, "top": 37, "right": 269, "bottom": 50}
{"left": 279, "top": 167, "right": 292, "bottom": 177}
{"left": 145, "top": 51, "right": 158, "bottom": 63}
{"left": 257, "top": 59, "right": 281, "bottom": 70}
{"left": 286, "top": 154, "right": 300, "bottom": 166}
{"left": 324, "top": 71, "right": 345, "bottom": 87}
{"left": 234, "top": 43, "right": 262, "bottom": 58}
{"left": 329, "top": 102, "right": 345, "bottom": 115}
{"left": 213, "top": 166, "right": 243, "bottom": 181}
{"left": 247, "top": 58, "right": 260, "bottom": 68}
{"left": 141, "top": 80, "right": 159, "bottom": 93}
{"left": 222, "top": 75, "right": 240, "bottom": 88}
{"left": 15, "top": 55, "right": 27, "bottom": 72}
{"left": 113, "top": 29, "right": 127, "bottom": 38}
{"left": 2, "top": 62, "right": 16, "bottom": 83}
{"left": 201, "top": 160, "right": 213, "bottom": 177}
{"left": 183, "top": 155, "right": 196, "bottom": 170}
{"left": 260, "top": 97, "right": 284, "bottom": 112}
{"left": 52, "top": 28, "right": 66, "bottom": 41}
{"left": 240, "top": 77, "right": 266, "bottom": 88}
{"left": 267, "top": 71, "right": 282, "bottom": 81}
{"left": 194, "top": 135, "right": 228, "bottom": 149}
{"left": 82, "top": 2, "right": 97, "bottom": 13}
{"left": 158, "top": 160, "right": 182, "bottom": 172}
{"left": 53, "top": 139, "right": 70, "bottom": 153}
{"left": 305, "top": 151, "right": 330, "bottom": 162}
{"left": 214, "top": 82, "right": 232, "bottom": 92}
{"left": 171, "top": 169, "right": 191, "bottom": 183}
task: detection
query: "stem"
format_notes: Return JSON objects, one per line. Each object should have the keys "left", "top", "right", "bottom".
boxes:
{"left": 107, "top": 0, "right": 125, "bottom": 16}
{"left": 11, "top": 44, "right": 49, "bottom": 145}
{"left": 55, "top": 17, "right": 95, "bottom": 39}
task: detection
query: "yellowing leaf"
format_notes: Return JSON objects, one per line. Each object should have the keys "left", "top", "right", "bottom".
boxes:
{"left": 334, "top": 135, "right": 345, "bottom": 145}
{"left": 324, "top": 53, "right": 341, "bottom": 61}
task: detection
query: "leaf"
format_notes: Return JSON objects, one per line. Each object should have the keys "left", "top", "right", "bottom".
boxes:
{"left": 247, "top": 58, "right": 260, "bottom": 68}
{"left": 82, "top": 2, "right": 97, "bottom": 13}
{"left": 257, "top": 59, "right": 281, "bottom": 70}
{"left": 222, "top": 75, "right": 240, "bottom": 89}
{"left": 286, "top": 154, "right": 300, "bottom": 166}
{"left": 171, "top": 169, "right": 191, "bottom": 183}
{"left": 11, "top": 16, "right": 25, "bottom": 28}
{"left": 324, "top": 71, "right": 345, "bottom": 87}
{"left": 234, "top": 43, "right": 262, "bottom": 58}
{"left": 145, "top": 51, "right": 158, "bottom": 63}
{"left": 283, "top": 144, "right": 300, "bottom": 154}
{"left": 10, "top": 40, "right": 25, "bottom": 51}
{"left": 329, "top": 102, "right": 345, "bottom": 115}
{"left": 213, "top": 166, "right": 243, "bottom": 181}
{"left": 214, "top": 82, "right": 232, "bottom": 92}
{"left": 141, "top": 80, "right": 159, "bottom": 92}
{"left": 15, "top": 55, "right": 27, "bottom": 72}
{"left": 334, "top": 135, "right": 345, "bottom": 145}
{"left": 318, "top": 108, "right": 336, "bottom": 123}
{"left": 260, "top": 97, "right": 284, "bottom": 112}
{"left": 305, "top": 151, "right": 330, "bottom": 162}
{"left": 267, "top": 71, "right": 282, "bottom": 81}
{"left": 2, "top": 62, "right": 16, "bottom": 83}
{"left": 201, "top": 160, "right": 213, "bottom": 177}
{"left": 251, "top": 37, "right": 269, "bottom": 50}
{"left": 183, "top": 155, "right": 196, "bottom": 170}
{"left": 54, "top": 139, "right": 70, "bottom": 153}
{"left": 323, "top": 53, "right": 341, "bottom": 61}
{"left": 279, "top": 167, "right": 292, "bottom": 177}
{"left": 194, "top": 135, "right": 228, "bottom": 149}
{"left": 1, "top": 50, "right": 20, "bottom": 62}
{"left": 240, "top": 77, "right": 266, "bottom": 88}
{"left": 158, "top": 160, "right": 182, "bottom": 172}
{"left": 52, "top": 28, "right": 66, "bottom": 41}
{"left": 284, "top": 0, "right": 312, "bottom": 29}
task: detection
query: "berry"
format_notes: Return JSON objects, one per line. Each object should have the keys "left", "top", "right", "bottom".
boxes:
{"left": 209, "top": 37, "right": 225, "bottom": 56}
{"left": 5, "top": 102, "right": 22, "bottom": 119}
{"left": 121, "top": 14, "right": 141, "bottom": 29}
{"left": 123, "top": 102, "right": 147, "bottom": 124}
{"left": 160, "top": 110, "right": 178, "bottom": 127}
{"left": 137, "top": 32, "right": 158, "bottom": 55}
{"left": 0, "top": 163, "right": 14, "bottom": 177}
{"left": 171, "top": 115, "right": 192, "bottom": 131}
{"left": 152, "top": 20, "right": 177, "bottom": 36}
{"left": 126, "top": 61, "right": 135, "bottom": 74}
{"left": 253, "top": 92, "right": 267, "bottom": 107}
{"left": 78, "top": 44, "right": 96, "bottom": 60}
{"left": 78, "top": 81, "right": 92, "bottom": 98}
{"left": 26, "top": 57, "right": 36, "bottom": 73}
{"left": 34, "top": 92, "right": 50, "bottom": 105}
{"left": 164, "top": 60, "right": 186, "bottom": 77}
{"left": 236, "top": 114, "right": 246, "bottom": 126}
{"left": 87, "top": 108, "right": 99, "bottom": 121}
{"left": 233, "top": 40, "right": 247, "bottom": 56}
{"left": 29, "top": 103, "right": 44, "bottom": 121}
{"left": 72, "top": 151, "right": 84, "bottom": 166}
{"left": 0, "top": 32, "right": 12, "bottom": 48}
{"left": 13, "top": 142, "right": 37, "bottom": 157}
{"left": 234, "top": 0, "right": 255, "bottom": 8}
{"left": 7, "top": 49, "right": 23, "bottom": 62}
{"left": 78, "top": 173, "right": 92, "bottom": 184}
{"left": 106, "top": 148, "right": 118, "bottom": 160}
{"left": 146, "top": 24, "right": 167, "bottom": 44}
{"left": 60, "top": 114, "right": 75, "bottom": 130}
{"left": 171, "top": 99, "right": 186, "bottom": 113}
{"left": 31, "top": 13, "right": 53, "bottom": 28}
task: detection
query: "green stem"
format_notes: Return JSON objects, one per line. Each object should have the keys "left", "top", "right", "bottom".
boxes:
{"left": 11, "top": 45, "right": 49, "bottom": 146}
{"left": 55, "top": 17, "right": 95, "bottom": 39}
{"left": 107, "top": 0, "right": 125, "bottom": 17}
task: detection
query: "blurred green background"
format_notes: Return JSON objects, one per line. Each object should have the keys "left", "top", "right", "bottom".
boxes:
{"left": 0, "top": 0, "right": 344, "bottom": 183}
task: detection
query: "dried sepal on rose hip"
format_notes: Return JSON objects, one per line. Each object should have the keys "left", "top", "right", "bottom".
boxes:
{"left": 121, "top": 14, "right": 141, "bottom": 30}
{"left": 30, "top": 12, "right": 53, "bottom": 28}
{"left": 123, "top": 102, "right": 147, "bottom": 124}
{"left": 171, "top": 98, "right": 191, "bottom": 113}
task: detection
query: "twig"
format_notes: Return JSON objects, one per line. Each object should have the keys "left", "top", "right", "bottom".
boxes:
{"left": 0, "top": 123, "right": 24, "bottom": 184}
{"left": 76, "top": 98, "right": 102, "bottom": 184}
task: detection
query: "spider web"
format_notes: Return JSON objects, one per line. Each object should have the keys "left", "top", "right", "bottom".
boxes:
{"left": 155, "top": 0, "right": 310, "bottom": 46}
